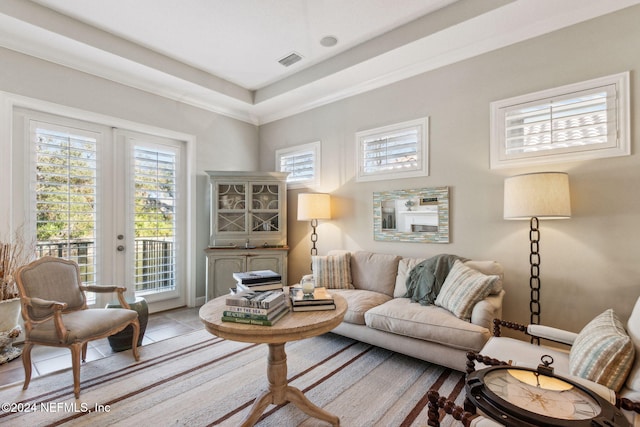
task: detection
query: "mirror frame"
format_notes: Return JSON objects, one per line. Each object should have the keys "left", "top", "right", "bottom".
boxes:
{"left": 373, "top": 186, "right": 449, "bottom": 243}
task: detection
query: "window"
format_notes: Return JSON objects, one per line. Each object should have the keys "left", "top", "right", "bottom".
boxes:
{"left": 356, "top": 117, "right": 429, "bottom": 182}
{"left": 276, "top": 141, "right": 320, "bottom": 189}
{"left": 490, "top": 72, "right": 630, "bottom": 169}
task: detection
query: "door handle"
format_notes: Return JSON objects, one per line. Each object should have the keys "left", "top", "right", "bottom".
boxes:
{"left": 117, "top": 245, "right": 125, "bottom": 252}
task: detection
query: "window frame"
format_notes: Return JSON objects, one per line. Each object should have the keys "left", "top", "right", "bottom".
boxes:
{"left": 275, "top": 141, "right": 320, "bottom": 189}
{"left": 490, "top": 72, "right": 630, "bottom": 169}
{"left": 355, "top": 117, "right": 429, "bottom": 182}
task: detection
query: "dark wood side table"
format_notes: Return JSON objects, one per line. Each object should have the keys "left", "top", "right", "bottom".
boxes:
{"left": 199, "top": 293, "right": 347, "bottom": 427}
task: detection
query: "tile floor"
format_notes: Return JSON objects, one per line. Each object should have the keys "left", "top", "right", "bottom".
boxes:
{"left": 0, "top": 305, "right": 203, "bottom": 387}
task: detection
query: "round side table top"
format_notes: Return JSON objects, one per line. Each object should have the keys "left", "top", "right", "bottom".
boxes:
{"left": 199, "top": 293, "right": 347, "bottom": 344}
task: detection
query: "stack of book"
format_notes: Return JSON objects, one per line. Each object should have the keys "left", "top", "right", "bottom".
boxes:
{"left": 290, "top": 286, "right": 336, "bottom": 311}
{"left": 232, "top": 270, "right": 283, "bottom": 292}
{"left": 222, "top": 290, "right": 289, "bottom": 326}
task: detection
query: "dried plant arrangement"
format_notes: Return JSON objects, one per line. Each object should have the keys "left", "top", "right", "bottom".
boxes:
{"left": 0, "top": 227, "right": 36, "bottom": 300}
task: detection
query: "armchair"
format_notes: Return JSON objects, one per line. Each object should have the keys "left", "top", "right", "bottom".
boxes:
{"left": 15, "top": 256, "right": 140, "bottom": 398}
{"left": 468, "top": 296, "right": 640, "bottom": 426}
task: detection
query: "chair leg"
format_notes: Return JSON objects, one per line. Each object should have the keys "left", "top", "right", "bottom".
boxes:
{"left": 81, "top": 342, "right": 88, "bottom": 362}
{"left": 70, "top": 343, "right": 83, "bottom": 399}
{"left": 21, "top": 342, "right": 33, "bottom": 391}
{"left": 130, "top": 318, "right": 140, "bottom": 361}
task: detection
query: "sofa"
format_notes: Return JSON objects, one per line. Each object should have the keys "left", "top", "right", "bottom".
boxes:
{"left": 305, "top": 250, "right": 505, "bottom": 372}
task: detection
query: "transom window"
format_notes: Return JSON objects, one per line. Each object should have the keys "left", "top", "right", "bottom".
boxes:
{"left": 490, "top": 72, "right": 629, "bottom": 169}
{"left": 356, "top": 117, "right": 429, "bottom": 182}
{"left": 276, "top": 141, "right": 320, "bottom": 189}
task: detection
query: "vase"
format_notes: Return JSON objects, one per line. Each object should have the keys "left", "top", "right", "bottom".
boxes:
{"left": 106, "top": 297, "right": 148, "bottom": 352}
{"left": 0, "top": 298, "right": 22, "bottom": 364}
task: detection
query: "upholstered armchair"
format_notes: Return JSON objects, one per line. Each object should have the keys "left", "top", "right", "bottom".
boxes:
{"left": 15, "top": 256, "right": 140, "bottom": 398}
{"left": 428, "top": 297, "right": 640, "bottom": 426}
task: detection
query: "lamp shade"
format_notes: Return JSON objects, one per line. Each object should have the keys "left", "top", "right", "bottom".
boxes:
{"left": 297, "top": 193, "right": 331, "bottom": 221}
{"left": 504, "top": 172, "right": 571, "bottom": 220}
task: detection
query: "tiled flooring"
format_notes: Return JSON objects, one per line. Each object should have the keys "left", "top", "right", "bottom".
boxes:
{"left": 0, "top": 305, "right": 203, "bottom": 387}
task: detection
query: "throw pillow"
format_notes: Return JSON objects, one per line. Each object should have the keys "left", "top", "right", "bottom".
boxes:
{"left": 434, "top": 260, "right": 500, "bottom": 321}
{"left": 569, "top": 309, "right": 635, "bottom": 392}
{"left": 312, "top": 253, "right": 354, "bottom": 289}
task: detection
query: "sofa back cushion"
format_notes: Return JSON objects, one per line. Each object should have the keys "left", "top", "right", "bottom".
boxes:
{"left": 349, "top": 251, "right": 401, "bottom": 297}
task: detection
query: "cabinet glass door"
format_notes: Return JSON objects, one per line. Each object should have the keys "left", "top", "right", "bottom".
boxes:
{"left": 217, "top": 183, "right": 246, "bottom": 233}
{"left": 250, "top": 183, "right": 280, "bottom": 232}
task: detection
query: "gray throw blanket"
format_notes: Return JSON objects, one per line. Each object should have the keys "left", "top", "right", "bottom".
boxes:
{"left": 405, "top": 254, "right": 468, "bottom": 305}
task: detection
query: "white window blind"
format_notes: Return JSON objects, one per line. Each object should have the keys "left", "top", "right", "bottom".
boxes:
{"left": 356, "top": 118, "right": 428, "bottom": 182}
{"left": 491, "top": 72, "right": 629, "bottom": 169}
{"left": 32, "top": 122, "right": 98, "bottom": 290}
{"left": 276, "top": 141, "right": 320, "bottom": 189}
{"left": 504, "top": 86, "right": 616, "bottom": 155}
{"left": 132, "top": 146, "right": 177, "bottom": 295}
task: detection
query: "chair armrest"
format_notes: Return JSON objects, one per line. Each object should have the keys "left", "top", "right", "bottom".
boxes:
{"left": 81, "top": 285, "right": 130, "bottom": 308}
{"left": 527, "top": 324, "right": 577, "bottom": 346}
{"left": 28, "top": 296, "right": 67, "bottom": 311}
{"left": 25, "top": 297, "right": 69, "bottom": 341}
{"left": 81, "top": 285, "right": 126, "bottom": 293}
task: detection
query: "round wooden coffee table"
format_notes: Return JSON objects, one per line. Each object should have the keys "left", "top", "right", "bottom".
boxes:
{"left": 199, "top": 293, "right": 347, "bottom": 427}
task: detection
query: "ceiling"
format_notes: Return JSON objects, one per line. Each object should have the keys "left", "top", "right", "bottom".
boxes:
{"left": 0, "top": 0, "right": 638, "bottom": 124}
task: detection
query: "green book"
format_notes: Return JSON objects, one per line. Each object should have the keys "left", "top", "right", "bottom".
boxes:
{"left": 221, "top": 305, "right": 289, "bottom": 326}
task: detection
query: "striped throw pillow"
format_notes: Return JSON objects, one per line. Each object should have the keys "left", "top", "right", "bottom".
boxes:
{"left": 569, "top": 309, "right": 634, "bottom": 392}
{"left": 434, "top": 260, "right": 499, "bottom": 321}
{"left": 312, "top": 253, "right": 354, "bottom": 289}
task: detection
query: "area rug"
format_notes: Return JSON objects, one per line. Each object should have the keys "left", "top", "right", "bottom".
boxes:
{"left": 0, "top": 330, "right": 467, "bottom": 426}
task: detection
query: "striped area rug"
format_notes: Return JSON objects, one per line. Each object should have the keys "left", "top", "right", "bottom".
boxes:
{"left": 0, "top": 330, "right": 468, "bottom": 426}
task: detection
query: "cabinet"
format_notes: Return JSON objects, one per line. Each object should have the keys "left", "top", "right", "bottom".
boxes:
{"left": 205, "top": 171, "right": 289, "bottom": 301}
{"left": 206, "top": 171, "right": 288, "bottom": 247}
{"left": 205, "top": 248, "right": 288, "bottom": 300}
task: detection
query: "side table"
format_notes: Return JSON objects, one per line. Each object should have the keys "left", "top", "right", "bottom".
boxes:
{"left": 199, "top": 293, "right": 347, "bottom": 426}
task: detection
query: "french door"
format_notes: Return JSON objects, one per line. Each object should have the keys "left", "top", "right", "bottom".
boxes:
{"left": 21, "top": 110, "right": 186, "bottom": 310}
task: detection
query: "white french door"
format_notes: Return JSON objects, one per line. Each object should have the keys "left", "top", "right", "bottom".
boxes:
{"left": 19, "top": 110, "right": 186, "bottom": 310}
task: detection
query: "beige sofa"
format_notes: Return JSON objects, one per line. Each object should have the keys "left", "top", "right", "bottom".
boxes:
{"left": 307, "top": 250, "right": 505, "bottom": 372}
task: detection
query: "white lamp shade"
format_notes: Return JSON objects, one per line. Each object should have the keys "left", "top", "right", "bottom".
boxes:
{"left": 297, "top": 193, "right": 331, "bottom": 221}
{"left": 504, "top": 172, "right": 571, "bottom": 220}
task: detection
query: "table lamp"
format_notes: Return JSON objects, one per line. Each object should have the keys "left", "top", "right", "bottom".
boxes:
{"left": 297, "top": 193, "right": 331, "bottom": 268}
{"left": 504, "top": 172, "right": 571, "bottom": 338}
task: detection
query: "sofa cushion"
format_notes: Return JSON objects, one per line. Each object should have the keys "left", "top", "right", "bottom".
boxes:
{"left": 394, "top": 258, "right": 503, "bottom": 298}
{"left": 331, "top": 289, "right": 392, "bottom": 325}
{"left": 364, "top": 298, "right": 491, "bottom": 351}
{"left": 350, "top": 251, "right": 401, "bottom": 297}
{"left": 394, "top": 258, "right": 426, "bottom": 297}
{"left": 569, "top": 308, "right": 635, "bottom": 392}
{"left": 625, "top": 296, "right": 640, "bottom": 391}
{"left": 434, "top": 260, "right": 500, "bottom": 321}
{"left": 312, "top": 253, "right": 354, "bottom": 289}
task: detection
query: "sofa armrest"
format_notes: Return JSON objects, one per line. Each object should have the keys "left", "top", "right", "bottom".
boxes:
{"left": 470, "top": 290, "right": 504, "bottom": 330}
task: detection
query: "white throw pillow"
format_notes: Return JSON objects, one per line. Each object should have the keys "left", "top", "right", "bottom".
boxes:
{"left": 434, "top": 260, "right": 500, "bottom": 321}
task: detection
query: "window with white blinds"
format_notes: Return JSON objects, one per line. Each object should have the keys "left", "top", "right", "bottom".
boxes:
{"left": 32, "top": 122, "right": 99, "bottom": 295}
{"left": 276, "top": 141, "right": 320, "bottom": 189}
{"left": 356, "top": 117, "right": 429, "bottom": 182}
{"left": 491, "top": 72, "right": 630, "bottom": 169}
{"left": 132, "top": 145, "right": 178, "bottom": 295}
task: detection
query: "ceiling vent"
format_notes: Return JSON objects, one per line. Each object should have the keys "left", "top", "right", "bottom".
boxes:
{"left": 278, "top": 52, "right": 303, "bottom": 67}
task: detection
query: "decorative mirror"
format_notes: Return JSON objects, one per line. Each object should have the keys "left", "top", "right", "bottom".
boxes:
{"left": 373, "top": 187, "right": 449, "bottom": 243}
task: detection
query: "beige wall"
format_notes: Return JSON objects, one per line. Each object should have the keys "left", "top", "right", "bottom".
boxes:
{"left": 0, "top": 47, "right": 259, "bottom": 302}
{"left": 258, "top": 6, "right": 640, "bottom": 333}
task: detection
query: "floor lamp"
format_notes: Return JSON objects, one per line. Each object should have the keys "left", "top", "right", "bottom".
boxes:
{"left": 297, "top": 193, "right": 331, "bottom": 270}
{"left": 504, "top": 172, "right": 571, "bottom": 343}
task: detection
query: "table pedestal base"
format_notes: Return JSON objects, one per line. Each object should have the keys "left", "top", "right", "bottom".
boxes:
{"left": 240, "top": 342, "right": 340, "bottom": 427}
